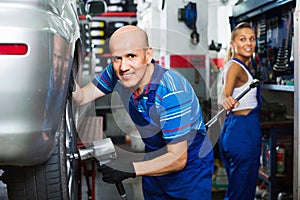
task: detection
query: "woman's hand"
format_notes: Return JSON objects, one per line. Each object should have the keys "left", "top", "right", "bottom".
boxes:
{"left": 223, "top": 96, "right": 239, "bottom": 111}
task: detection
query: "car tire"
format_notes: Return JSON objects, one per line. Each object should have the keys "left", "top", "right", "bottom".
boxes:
{"left": 3, "top": 98, "right": 79, "bottom": 200}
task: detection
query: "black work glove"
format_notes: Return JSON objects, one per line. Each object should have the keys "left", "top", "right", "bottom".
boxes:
{"left": 97, "top": 159, "right": 136, "bottom": 184}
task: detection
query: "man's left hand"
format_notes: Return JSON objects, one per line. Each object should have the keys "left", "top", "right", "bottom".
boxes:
{"left": 97, "top": 160, "right": 136, "bottom": 184}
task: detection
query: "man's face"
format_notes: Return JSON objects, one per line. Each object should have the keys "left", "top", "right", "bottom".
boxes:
{"left": 110, "top": 31, "right": 152, "bottom": 91}
{"left": 111, "top": 48, "right": 151, "bottom": 90}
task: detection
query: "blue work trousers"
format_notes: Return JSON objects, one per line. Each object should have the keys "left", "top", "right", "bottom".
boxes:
{"left": 142, "top": 134, "right": 214, "bottom": 200}
{"left": 219, "top": 112, "right": 261, "bottom": 200}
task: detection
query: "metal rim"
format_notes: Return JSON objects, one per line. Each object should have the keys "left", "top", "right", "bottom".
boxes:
{"left": 65, "top": 99, "right": 77, "bottom": 199}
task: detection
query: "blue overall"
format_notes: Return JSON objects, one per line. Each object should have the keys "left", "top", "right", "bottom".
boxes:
{"left": 93, "top": 61, "right": 214, "bottom": 200}
{"left": 219, "top": 58, "right": 262, "bottom": 200}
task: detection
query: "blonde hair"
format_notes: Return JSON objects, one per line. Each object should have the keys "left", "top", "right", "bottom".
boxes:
{"left": 225, "top": 22, "right": 254, "bottom": 63}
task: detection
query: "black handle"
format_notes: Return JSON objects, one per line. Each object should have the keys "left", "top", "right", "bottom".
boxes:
{"left": 115, "top": 182, "right": 127, "bottom": 200}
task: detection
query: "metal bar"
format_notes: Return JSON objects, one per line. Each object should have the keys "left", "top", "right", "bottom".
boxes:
{"left": 205, "top": 79, "right": 260, "bottom": 129}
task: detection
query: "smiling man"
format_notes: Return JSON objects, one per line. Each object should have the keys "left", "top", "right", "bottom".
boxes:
{"left": 73, "top": 25, "right": 214, "bottom": 200}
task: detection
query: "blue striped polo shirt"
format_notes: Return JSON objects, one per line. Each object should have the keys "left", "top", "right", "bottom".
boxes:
{"left": 92, "top": 61, "right": 206, "bottom": 149}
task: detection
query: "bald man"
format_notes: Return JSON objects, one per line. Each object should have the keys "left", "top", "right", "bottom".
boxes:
{"left": 73, "top": 25, "right": 214, "bottom": 200}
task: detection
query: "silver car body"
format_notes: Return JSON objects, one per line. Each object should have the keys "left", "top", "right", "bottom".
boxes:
{"left": 0, "top": 0, "right": 81, "bottom": 166}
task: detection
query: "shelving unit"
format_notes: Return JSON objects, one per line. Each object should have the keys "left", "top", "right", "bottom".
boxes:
{"left": 261, "top": 84, "right": 294, "bottom": 92}
{"left": 230, "top": 0, "right": 295, "bottom": 27}
{"left": 230, "top": 0, "right": 296, "bottom": 199}
{"left": 259, "top": 121, "right": 293, "bottom": 200}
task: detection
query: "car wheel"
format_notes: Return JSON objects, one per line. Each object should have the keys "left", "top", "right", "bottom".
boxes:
{"left": 3, "top": 98, "right": 79, "bottom": 200}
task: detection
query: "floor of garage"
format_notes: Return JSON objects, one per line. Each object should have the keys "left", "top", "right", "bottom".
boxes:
{"left": 0, "top": 169, "right": 225, "bottom": 200}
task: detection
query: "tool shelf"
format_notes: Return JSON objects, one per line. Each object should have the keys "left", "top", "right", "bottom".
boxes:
{"left": 230, "top": 0, "right": 295, "bottom": 27}
{"left": 261, "top": 84, "right": 294, "bottom": 92}
{"left": 230, "top": 0, "right": 296, "bottom": 85}
{"left": 259, "top": 121, "right": 293, "bottom": 200}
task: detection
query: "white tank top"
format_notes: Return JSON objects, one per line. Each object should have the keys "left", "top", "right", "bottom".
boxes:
{"left": 223, "top": 59, "right": 257, "bottom": 111}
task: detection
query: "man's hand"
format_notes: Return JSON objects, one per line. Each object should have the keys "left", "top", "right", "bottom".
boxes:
{"left": 97, "top": 160, "right": 136, "bottom": 184}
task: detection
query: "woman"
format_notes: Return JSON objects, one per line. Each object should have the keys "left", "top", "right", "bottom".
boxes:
{"left": 219, "top": 22, "right": 262, "bottom": 200}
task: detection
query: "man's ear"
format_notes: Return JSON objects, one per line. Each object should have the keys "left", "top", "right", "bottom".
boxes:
{"left": 146, "top": 47, "right": 153, "bottom": 63}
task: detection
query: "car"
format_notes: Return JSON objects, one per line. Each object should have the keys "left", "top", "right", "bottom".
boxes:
{"left": 0, "top": 0, "right": 105, "bottom": 199}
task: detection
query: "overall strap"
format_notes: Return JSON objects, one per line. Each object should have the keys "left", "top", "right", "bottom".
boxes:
{"left": 230, "top": 58, "right": 262, "bottom": 112}
{"left": 231, "top": 58, "right": 254, "bottom": 76}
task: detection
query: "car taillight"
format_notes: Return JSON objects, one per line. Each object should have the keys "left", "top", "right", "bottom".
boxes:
{"left": 0, "top": 44, "right": 28, "bottom": 55}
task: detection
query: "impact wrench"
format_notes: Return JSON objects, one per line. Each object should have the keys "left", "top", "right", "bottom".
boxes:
{"left": 67, "top": 138, "right": 128, "bottom": 200}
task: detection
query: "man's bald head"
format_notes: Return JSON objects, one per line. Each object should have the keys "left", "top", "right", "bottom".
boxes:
{"left": 109, "top": 25, "right": 149, "bottom": 56}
